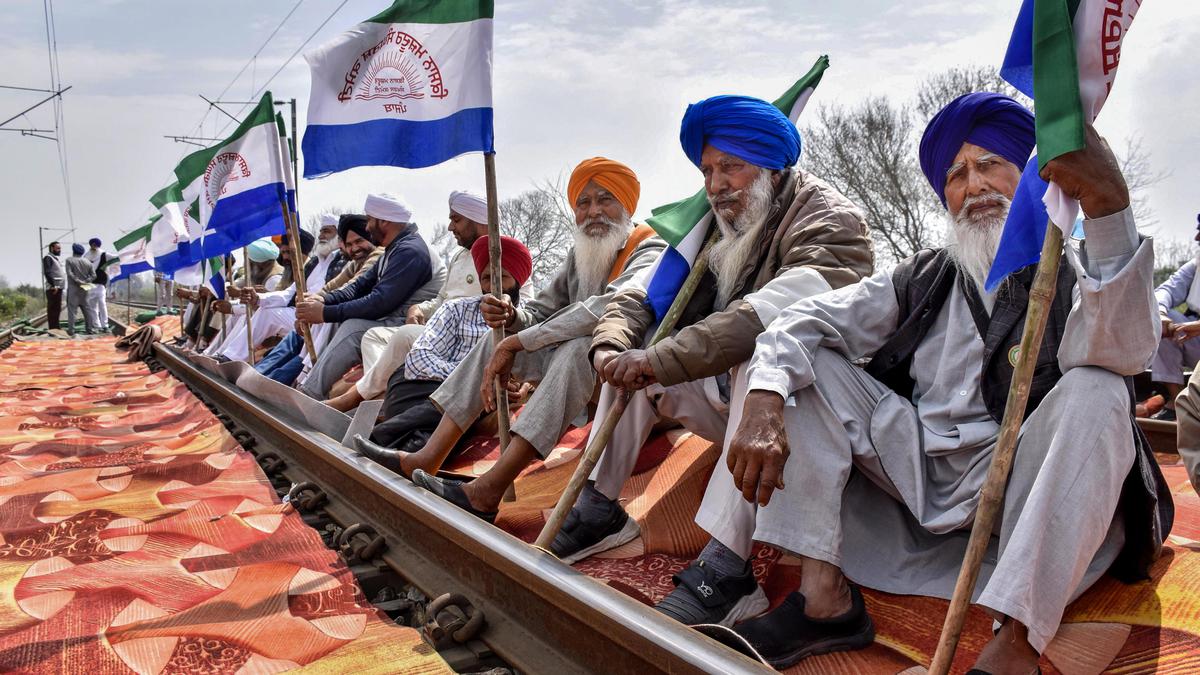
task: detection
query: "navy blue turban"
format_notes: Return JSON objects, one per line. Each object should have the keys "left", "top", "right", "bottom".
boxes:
{"left": 918, "top": 92, "right": 1035, "bottom": 206}
{"left": 71, "top": 243, "right": 85, "bottom": 255}
{"left": 680, "top": 95, "right": 801, "bottom": 171}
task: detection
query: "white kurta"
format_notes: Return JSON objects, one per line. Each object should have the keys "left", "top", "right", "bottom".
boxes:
{"left": 697, "top": 207, "right": 1158, "bottom": 653}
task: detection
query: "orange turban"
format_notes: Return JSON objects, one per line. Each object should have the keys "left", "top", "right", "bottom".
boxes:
{"left": 567, "top": 157, "right": 640, "bottom": 216}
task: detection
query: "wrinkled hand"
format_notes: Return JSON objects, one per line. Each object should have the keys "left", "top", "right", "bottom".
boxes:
{"left": 406, "top": 304, "right": 427, "bottom": 325}
{"left": 295, "top": 299, "right": 325, "bottom": 324}
{"left": 175, "top": 287, "right": 193, "bottom": 301}
{"left": 508, "top": 381, "right": 534, "bottom": 404}
{"left": 727, "top": 391, "right": 789, "bottom": 506}
{"left": 480, "top": 294, "right": 515, "bottom": 329}
{"left": 601, "top": 349, "right": 656, "bottom": 391}
{"left": 210, "top": 300, "right": 233, "bottom": 314}
{"left": 1173, "top": 321, "right": 1200, "bottom": 345}
{"left": 481, "top": 335, "right": 524, "bottom": 412}
{"left": 1162, "top": 314, "right": 1176, "bottom": 338}
{"left": 226, "top": 286, "right": 243, "bottom": 301}
{"left": 242, "top": 287, "right": 259, "bottom": 309}
{"left": 1039, "top": 123, "right": 1129, "bottom": 219}
{"left": 593, "top": 348, "right": 619, "bottom": 376}
{"left": 294, "top": 319, "right": 307, "bottom": 333}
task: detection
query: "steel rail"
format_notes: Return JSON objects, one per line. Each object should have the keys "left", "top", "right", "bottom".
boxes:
{"left": 150, "top": 342, "right": 769, "bottom": 675}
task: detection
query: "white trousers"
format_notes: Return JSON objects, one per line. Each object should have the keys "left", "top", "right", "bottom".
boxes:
{"left": 86, "top": 285, "right": 107, "bottom": 329}
{"left": 356, "top": 324, "right": 426, "bottom": 398}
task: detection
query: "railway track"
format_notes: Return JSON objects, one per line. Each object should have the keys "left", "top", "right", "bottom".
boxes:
{"left": 143, "top": 337, "right": 768, "bottom": 674}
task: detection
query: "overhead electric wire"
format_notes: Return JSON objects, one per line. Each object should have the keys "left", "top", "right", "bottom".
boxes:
{"left": 212, "top": 0, "right": 351, "bottom": 138}
{"left": 43, "top": 0, "right": 75, "bottom": 235}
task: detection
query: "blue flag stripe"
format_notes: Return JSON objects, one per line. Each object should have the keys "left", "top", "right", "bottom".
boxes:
{"left": 984, "top": 156, "right": 1051, "bottom": 291}
{"left": 302, "top": 108, "right": 495, "bottom": 177}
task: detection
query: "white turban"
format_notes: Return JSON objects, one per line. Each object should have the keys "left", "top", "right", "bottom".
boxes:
{"left": 364, "top": 193, "right": 413, "bottom": 224}
{"left": 318, "top": 213, "right": 339, "bottom": 229}
{"left": 448, "top": 190, "right": 489, "bottom": 224}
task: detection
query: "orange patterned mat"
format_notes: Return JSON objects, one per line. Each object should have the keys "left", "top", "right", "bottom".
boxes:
{"left": 0, "top": 339, "right": 448, "bottom": 674}
{"left": 445, "top": 420, "right": 1200, "bottom": 674}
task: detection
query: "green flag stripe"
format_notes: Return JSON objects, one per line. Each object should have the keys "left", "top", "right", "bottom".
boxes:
{"left": 772, "top": 55, "right": 829, "bottom": 115}
{"left": 114, "top": 222, "right": 154, "bottom": 250}
{"left": 1032, "top": 0, "right": 1085, "bottom": 169}
{"left": 367, "top": 0, "right": 493, "bottom": 25}
{"left": 150, "top": 182, "right": 182, "bottom": 209}
{"left": 175, "top": 93, "right": 276, "bottom": 183}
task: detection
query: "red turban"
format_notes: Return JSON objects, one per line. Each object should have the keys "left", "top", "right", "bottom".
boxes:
{"left": 471, "top": 236, "right": 532, "bottom": 287}
{"left": 567, "top": 157, "right": 640, "bottom": 216}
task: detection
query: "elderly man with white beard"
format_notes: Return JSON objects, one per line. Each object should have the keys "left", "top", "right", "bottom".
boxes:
{"left": 546, "top": 95, "right": 874, "bottom": 573}
{"left": 354, "top": 158, "right": 666, "bottom": 513}
{"left": 700, "top": 93, "right": 1171, "bottom": 673}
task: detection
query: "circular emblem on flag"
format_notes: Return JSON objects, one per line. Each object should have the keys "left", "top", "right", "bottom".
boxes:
{"left": 1008, "top": 345, "right": 1021, "bottom": 367}
{"left": 466, "top": 274, "right": 475, "bottom": 284}
{"left": 204, "top": 152, "right": 252, "bottom": 207}
{"left": 338, "top": 28, "right": 451, "bottom": 114}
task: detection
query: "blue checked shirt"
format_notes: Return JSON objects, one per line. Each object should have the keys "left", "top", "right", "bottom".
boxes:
{"left": 404, "top": 295, "right": 522, "bottom": 382}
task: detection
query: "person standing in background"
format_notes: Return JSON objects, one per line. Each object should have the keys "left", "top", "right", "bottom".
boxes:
{"left": 84, "top": 237, "right": 111, "bottom": 333}
{"left": 64, "top": 243, "right": 96, "bottom": 336}
{"left": 42, "top": 242, "right": 65, "bottom": 330}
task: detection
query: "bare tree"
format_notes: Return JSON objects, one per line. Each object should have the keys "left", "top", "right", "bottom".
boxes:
{"left": 1115, "top": 135, "right": 1170, "bottom": 231}
{"left": 803, "top": 97, "right": 943, "bottom": 264}
{"left": 1152, "top": 236, "right": 1195, "bottom": 287}
{"left": 499, "top": 178, "right": 576, "bottom": 287}
{"left": 427, "top": 225, "right": 459, "bottom": 270}
{"left": 914, "top": 65, "right": 1028, "bottom": 121}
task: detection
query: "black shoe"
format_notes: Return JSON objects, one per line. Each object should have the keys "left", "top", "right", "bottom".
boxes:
{"left": 654, "top": 560, "right": 768, "bottom": 627}
{"left": 411, "top": 469, "right": 497, "bottom": 524}
{"left": 1150, "top": 407, "right": 1177, "bottom": 421}
{"left": 352, "top": 433, "right": 409, "bottom": 477}
{"left": 733, "top": 586, "right": 874, "bottom": 669}
{"left": 549, "top": 502, "right": 640, "bottom": 564}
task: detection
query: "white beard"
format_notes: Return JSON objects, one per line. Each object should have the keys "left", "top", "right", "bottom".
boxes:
{"left": 945, "top": 192, "right": 1011, "bottom": 296}
{"left": 573, "top": 212, "right": 634, "bottom": 293}
{"left": 314, "top": 238, "right": 338, "bottom": 259}
{"left": 708, "top": 169, "right": 775, "bottom": 308}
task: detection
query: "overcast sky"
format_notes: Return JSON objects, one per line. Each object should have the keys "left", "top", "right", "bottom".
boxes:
{"left": 2, "top": 0, "right": 1196, "bottom": 286}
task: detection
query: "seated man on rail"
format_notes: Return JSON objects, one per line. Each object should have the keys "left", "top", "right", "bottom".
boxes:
{"left": 205, "top": 228, "right": 323, "bottom": 362}
{"left": 1146, "top": 214, "right": 1200, "bottom": 420}
{"left": 177, "top": 238, "right": 281, "bottom": 350}
{"left": 325, "top": 190, "right": 491, "bottom": 412}
{"left": 296, "top": 193, "right": 445, "bottom": 400}
{"left": 703, "top": 93, "right": 1168, "bottom": 673}
{"left": 353, "top": 158, "right": 665, "bottom": 510}
{"left": 545, "top": 94, "right": 873, "bottom": 573}
{"left": 255, "top": 214, "right": 382, "bottom": 385}
{"left": 368, "top": 236, "right": 532, "bottom": 456}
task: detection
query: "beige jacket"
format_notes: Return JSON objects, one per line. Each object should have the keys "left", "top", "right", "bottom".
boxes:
{"left": 592, "top": 169, "right": 873, "bottom": 386}
{"left": 317, "top": 247, "right": 383, "bottom": 298}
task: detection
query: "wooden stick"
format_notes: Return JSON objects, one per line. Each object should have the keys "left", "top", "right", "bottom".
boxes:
{"left": 928, "top": 220, "right": 1065, "bottom": 675}
{"left": 535, "top": 226, "right": 722, "bottom": 550}
{"left": 483, "top": 152, "right": 517, "bottom": 503}
{"left": 197, "top": 290, "right": 211, "bottom": 351}
{"left": 221, "top": 256, "right": 230, "bottom": 337}
{"left": 281, "top": 202, "right": 318, "bottom": 363}
{"left": 126, "top": 278, "right": 132, "bottom": 325}
{"left": 242, "top": 247, "right": 257, "bottom": 366}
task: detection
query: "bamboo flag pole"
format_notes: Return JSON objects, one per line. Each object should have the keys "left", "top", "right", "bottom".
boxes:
{"left": 242, "top": 247, "right": 257, "bottom": 366}
{"left": 535, "top": 227, "right": 722, "bottom": 550}
{"left": 126, "top": 278, "right": 132, "bottom": 325}
{"left": 483, "top": 152, "right": 517, "bottom": 503}
{"left": 281, "top": 202, "right": 318, "bottom": 362}
{"left": 220, "top": 256, "right": 230, "bottom": 337}
{"left": 928, "top": 219, "right": 1065, "bottom": 675}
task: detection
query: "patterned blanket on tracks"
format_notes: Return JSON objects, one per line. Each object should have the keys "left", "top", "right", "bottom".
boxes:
{"left": 443, "top": 415, "right": 1200, "bottom": 674}
{"left": 0, "top": 339, "right": 448, "bottom": 674}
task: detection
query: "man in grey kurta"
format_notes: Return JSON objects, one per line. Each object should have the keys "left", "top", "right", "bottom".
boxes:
{"left": 1147, "top": 215, "right": 1200, "bottom": 420}
{"left": 64, "top": 243, "right": 97, "bottom": 336}
{"left": 707, "top": 94, "right": 1167, "bottom": 673}
{"left": 354, "top": 158, "right": 665, "bottom": 521}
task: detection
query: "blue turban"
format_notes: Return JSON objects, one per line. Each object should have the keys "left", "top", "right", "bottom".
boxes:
{"left": 71, "top": 243, "right": 85, "bottom": 256}
{"left": 918, "top": 92, "right": 1035, "bottom": 206}
{"left": 679, "top": 95, "right": 801, "bottom": 171}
